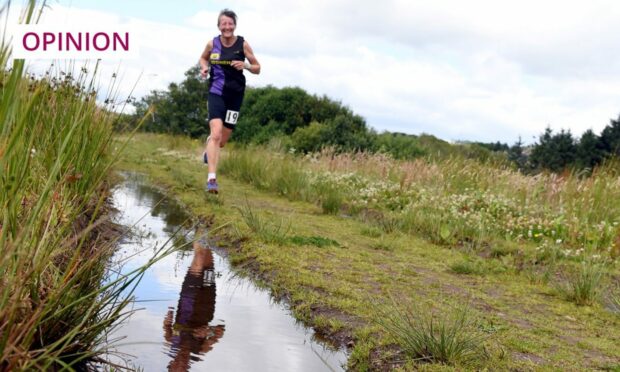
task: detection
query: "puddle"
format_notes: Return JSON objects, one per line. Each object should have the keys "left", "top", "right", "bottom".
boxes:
{"left": 105, "top": 174, "right": 347, "bottom": 371}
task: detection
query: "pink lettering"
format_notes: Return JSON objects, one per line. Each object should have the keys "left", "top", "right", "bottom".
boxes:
{"left": 22, "top": 32, "right": 39, "bottom": 51}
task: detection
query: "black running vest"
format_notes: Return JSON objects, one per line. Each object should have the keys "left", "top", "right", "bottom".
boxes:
{"left": 208, "top": 36, "right": 246, "bottom": 96}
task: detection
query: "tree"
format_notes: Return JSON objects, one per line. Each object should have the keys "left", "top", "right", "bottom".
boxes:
{"left": 474, "top": 141, "right": 509, "bottom": 152}
{"left": 600, "top": 115, "right": 620, "bottom": 157}
{"left": 507, "top": 136, "right": 528, "bottom": 171}
{"left": 291, "top": 121, "right": 331, "bottom": 152}
{"left": 371, "top": 132, "right": 426, "bottom": 159}
{"left": 529, "top": 127, "right": 577, "bottom": 172}
{"left": 323, "top": 114, "right": 372, "bottom": 150}
{"left": 134, "top": 66, "right": 210, "bottom": 137}
{"left": 575, "top": 129, "right": 605, "bottom": 169}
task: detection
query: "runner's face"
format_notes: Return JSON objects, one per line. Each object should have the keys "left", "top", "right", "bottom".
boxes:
{"left": 218, "top": 16, "right": 236, "bottom": 37}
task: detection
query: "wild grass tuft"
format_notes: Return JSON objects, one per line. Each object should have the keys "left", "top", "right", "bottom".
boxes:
{"left": 315, "top": 181, "right": 343, "bottom": 215}
{"left": 450, "top": 257, "right": 508, "bottom": 276}
{"left": 557, "top": 261, "right": 607, "bottom": 306}
{"left": 612, "top": 299, "right": 620, "bottom": 315}
{"left": 374, "top": 299, "right": 489, "bottom": 367}
{"left": 489, "top": 242, "right": 520, "bottom": 258}
{"left": 370, "top": 235, "right": 397, "bottom": 252}
{"left": 608, "top": 284, "right": 620, "bottom": 314}
{"left": 272, "top": 158, "right": 309, "bottom": 200}
{"left": 235, "top": 199, "right": 290, "bottom": 244}
{"left": 375, "top": 213, "right": 402, "bottom": 234}
{"left": 451, "top": 258, "right": 487, "bottom": 275}
{"left": 360, "top": 226, "right": 382, "bottom": 238}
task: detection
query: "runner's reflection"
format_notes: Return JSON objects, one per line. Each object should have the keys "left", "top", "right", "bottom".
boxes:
{"left": 163, "top": 240, "right": 224, "bottom": 371}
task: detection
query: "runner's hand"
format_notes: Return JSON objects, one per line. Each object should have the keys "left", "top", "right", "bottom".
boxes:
{"left": 230, "top": 61, "right": 244, "bottom": 71}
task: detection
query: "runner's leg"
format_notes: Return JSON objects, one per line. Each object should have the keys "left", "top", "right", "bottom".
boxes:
{"left": 220, "top": 127, "right": 233, "bottom": 147}
{"left": 207, "top": 119, "right": 223, "bottom": 177}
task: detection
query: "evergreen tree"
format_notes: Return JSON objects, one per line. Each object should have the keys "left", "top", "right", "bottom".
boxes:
{"left": 600, "top": 115, "right": 620, "bottom": 157}
{"left": 507, "top": 136, "right": 527, "bottom": 170}
{"left": 576, "top": 129, "right": 605, "bottom": 169}
{"left": 475, "top": 141, "right": 509, "bottom": 152}
{"left": 529, "top": 127, "right": 576, "bottom": 172}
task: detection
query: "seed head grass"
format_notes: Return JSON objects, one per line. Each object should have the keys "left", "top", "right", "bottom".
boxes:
{"left": 0, "top": 5, "right": 173, "bottom": 368}
{"left": 219, "top": 145, "right": 620, "bottom": 259}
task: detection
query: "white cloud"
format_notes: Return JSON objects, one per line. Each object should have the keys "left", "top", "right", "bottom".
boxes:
{"left": 196, "top": 0, "right": 620, "bottom": 142}
{"left": 5, "top": 0, "right": 620, "bottom": 143}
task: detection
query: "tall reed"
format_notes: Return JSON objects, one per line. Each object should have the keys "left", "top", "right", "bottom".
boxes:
{"left": 0, "top": 2, "right": 164, "bottom": 369}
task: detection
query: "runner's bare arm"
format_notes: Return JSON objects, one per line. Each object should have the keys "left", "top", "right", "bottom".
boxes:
{"left": 243, "top": 41, "right": 261, "bottom": 74}
{"left": 199, "top": 40, "right": 213, "bottom": 77}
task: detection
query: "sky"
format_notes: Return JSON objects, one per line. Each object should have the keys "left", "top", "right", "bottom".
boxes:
{"left": 4, "top": 0, "right": 620, "bottom": 144}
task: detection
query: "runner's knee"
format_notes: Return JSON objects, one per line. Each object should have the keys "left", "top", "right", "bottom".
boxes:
{"left": 209, "top": 131, "right": 223, "bottom": 144}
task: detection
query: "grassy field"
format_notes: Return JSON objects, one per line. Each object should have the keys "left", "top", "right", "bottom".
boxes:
{"left": 117, "top": 133, "right": 620, "bottom": 371}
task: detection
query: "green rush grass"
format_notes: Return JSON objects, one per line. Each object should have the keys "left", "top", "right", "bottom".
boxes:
{"left": 373, "top": 299, "right": 489, "bottom": 367}
{"left": 557, "top": 261, "right": 607, "bottom": 306}
{"left": 0, "top": 3, "right": 173, "bottom": 369}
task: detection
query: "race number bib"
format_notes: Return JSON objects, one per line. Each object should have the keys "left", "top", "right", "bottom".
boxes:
{"left": 225, "top": 110, "right": 239, "bottom": 125}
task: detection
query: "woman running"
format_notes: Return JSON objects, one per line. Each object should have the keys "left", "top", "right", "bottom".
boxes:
{"left": 199, "top": 9, "right": 261, "bottom": 194}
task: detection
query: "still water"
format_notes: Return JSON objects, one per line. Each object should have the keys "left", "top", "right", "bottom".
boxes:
{"left": 106, "top": 174, "right": 347, "bottom": 371}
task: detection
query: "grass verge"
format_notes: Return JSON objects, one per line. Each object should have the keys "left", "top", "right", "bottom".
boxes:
{"left": 117, "top": 132, "right": 620, "bottom": 370}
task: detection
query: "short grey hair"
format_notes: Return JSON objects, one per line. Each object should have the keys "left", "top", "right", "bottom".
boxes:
{"left": 218, "top": 9, "right": 237, "bottom": 26}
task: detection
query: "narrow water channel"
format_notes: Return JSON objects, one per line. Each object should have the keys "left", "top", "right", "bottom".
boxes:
{"left": 106, "top": 174, "right": 347, "bottom": 371}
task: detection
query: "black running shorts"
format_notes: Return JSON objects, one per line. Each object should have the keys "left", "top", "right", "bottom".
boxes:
{"left": 207, "top": 92, "right": 244, "bottom": 130}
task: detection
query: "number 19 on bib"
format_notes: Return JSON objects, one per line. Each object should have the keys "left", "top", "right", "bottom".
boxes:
{"left": 225, "top": 110, "right": 239, "bottom": 125}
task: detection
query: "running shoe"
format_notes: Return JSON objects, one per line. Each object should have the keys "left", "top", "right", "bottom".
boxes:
{"left": 206, "top": 178, "right": 219, "bottom": 194}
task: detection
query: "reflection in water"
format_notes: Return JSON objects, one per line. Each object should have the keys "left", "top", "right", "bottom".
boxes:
{"left": 163, "top": 240, "right": 224, "bottom": 371}
{"left": 123, "top": 177, "right": 192, "bottom": 249}
{"left": 132, "top": 184, "right": 187, "bottom": 228}
{"left": 110, "top": 173, "right": 347, "bottom": 371}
